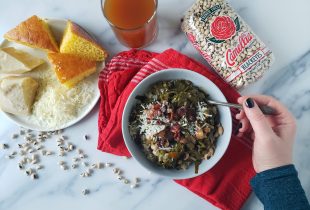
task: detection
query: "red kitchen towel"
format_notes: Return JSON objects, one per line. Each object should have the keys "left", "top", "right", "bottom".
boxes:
{"left": 98, "top": 49, "right": 255, "bottom": 210}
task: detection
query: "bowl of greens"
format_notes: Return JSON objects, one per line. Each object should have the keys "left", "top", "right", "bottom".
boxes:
{"left": 122, "top": 68, "right": 232, "bottom": 179}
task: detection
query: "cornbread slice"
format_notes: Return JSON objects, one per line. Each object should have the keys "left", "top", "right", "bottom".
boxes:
{"left": 0, "top": 47, "right": 44, "bottom": 74}
{"left": 60, "top": 21, "right": 108, "bottom": 61}
{"left": 47, "top": 53, "right": 96, "bottom": 88}
{"left": 0, "top": 76, "right": 39, "bottom": 115}
{"left": 4, "top": 15, "right": 59, "bottom": 52}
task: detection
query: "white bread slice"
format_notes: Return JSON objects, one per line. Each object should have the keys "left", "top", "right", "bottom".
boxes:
{"left": 0, "top": 76, "right": 39, "bottom": 115}
{"left": 0, "top": 47, "right": 44, "bottom": 74}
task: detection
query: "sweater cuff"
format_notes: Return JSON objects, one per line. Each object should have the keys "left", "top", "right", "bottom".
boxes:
{"left": 251, "top": 164, "right": 310, "bottom": 210}
{"left": 252, "top": 164, "right": 297, "bottom": 181}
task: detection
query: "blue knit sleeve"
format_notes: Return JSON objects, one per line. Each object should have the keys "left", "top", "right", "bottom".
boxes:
{"left": 250, "top": 164, "right": 310, "bottom": 210}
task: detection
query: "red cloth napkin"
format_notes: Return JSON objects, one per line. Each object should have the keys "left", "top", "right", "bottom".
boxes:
{"left": 98, "top": 49, "right": 255, "bottom": 210}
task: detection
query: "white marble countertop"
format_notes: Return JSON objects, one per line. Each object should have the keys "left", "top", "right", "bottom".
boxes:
{"left": 1, "top": 0, "right": 310, "bottom": 209}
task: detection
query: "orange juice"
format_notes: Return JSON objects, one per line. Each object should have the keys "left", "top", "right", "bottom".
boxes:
{"left": 103, "top": 0, "right": 158, "bottom": 48}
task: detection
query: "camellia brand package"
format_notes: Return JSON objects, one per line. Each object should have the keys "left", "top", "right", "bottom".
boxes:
{"left": 181, "top": 0, "right": 275, "bottom": 89}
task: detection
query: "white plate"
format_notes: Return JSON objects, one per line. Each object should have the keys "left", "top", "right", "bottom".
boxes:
{"left": 0, "top": 18, "right": 102, "bottom": 131}
{"left": 122, "top": 69, "right": 232, "bottom": 179}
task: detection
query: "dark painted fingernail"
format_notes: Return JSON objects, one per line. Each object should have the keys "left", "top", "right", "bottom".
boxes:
{"left": 245, "top": 98, "right": 255, "bottom": 108}
{"left": 234, "top": 122, "right": 242, "bottom": 135}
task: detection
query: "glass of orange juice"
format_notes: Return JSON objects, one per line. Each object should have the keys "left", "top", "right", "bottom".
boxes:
{"left": 101, "top": 0, "right": 158, "bottom": 49}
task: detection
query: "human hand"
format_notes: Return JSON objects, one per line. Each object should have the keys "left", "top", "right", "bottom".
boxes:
{"left": 236, "top": 95, "right": 296, "bottom": 173}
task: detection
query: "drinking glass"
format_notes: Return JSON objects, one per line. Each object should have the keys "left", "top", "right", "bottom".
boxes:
{"left": 101, "top": 0, "right": 158, "bottom": 48}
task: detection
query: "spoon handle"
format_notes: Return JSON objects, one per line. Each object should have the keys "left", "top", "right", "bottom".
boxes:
{"left": 207, "top": 100, "right": 276, "bottom": 115}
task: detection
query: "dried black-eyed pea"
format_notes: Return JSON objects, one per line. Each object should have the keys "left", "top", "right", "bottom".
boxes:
{"left": 60, "top": 165, "right": 68, "bottom": 170}
{"left": 105, "top": 163, "right": 112, "bottom": 167}
{"left": 91, "top": 162, "right": 103, "bottom": 169}
{"left": 97, "top": 163, "right": 103, "bottom": 169}
{"left": 18, "top": 164, "right": 24, "bottom": 170}
{"left": 59, "top": 135, "right": 66, "bottom": 141}
{"left": 130, "top": 184, "right": 138, "bottom": 188}
{"left": 31, "top": 173, "right": 38, "bottom": 180}
{"left": 82, "top": 189, "right": 89, "bottom": 195}
{"left": 36, "top": 165, "right": 43, "bottom": 170}
{"left": 31, "top": 159, "right": 38, "bottom": 164}
{"left": 68, "top": 144, "right": 75, "bottom": 151}
{"left": 5, "top": 155, "right": 14, "bottom": 159}
{"left": 0, "top": 143, "right": 9, "bottom": 149}
{"left": 46, "top": 151, "right": 53, "bottom": 156}
{"left": 25, "top": 169, "right": 32, "bottom": 176}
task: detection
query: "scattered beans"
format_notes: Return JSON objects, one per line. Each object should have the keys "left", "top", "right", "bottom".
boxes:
{"left": 2, "top": 128, "right": 142, "bottom": 192}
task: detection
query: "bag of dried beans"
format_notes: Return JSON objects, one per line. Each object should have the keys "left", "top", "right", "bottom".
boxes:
{"left": 181, "top": 0, "right": 275, "bottom": 89}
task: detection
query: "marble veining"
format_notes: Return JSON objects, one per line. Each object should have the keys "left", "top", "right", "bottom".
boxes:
{"left": 1, "top": 0, "right": 310, "bottom": 210}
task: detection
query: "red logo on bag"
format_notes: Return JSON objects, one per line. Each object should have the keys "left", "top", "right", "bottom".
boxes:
{"left": 210, "top": 16, "right": 236, "bottom": 40}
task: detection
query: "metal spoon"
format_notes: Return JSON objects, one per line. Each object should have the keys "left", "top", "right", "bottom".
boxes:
{"left": 207, "top": 100, "right": 276, "bottom": 115}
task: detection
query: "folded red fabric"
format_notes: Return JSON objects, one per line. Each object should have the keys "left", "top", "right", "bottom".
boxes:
{"left": 98, "top": 48, "right": 255, "bottom": 210}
